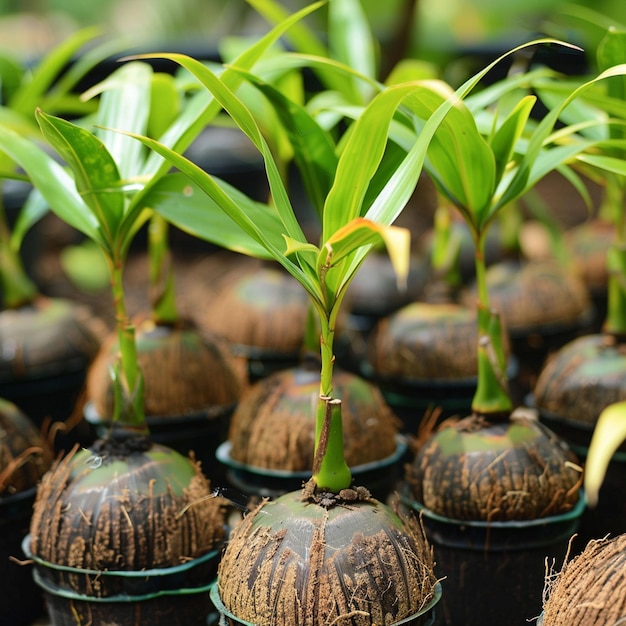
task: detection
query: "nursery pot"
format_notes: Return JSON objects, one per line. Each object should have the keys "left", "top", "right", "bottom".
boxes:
{"left": 23, "top": 535, "right": 221, "bottom": 626}
{"left": 0, "top": 487, "right": 45, "bottom": 626}
{"left": 400, "top": 491, "right": 585, "bottom": 626}
{"left": 403, "top": 411, "right": 584, "bottom": 626}
{"left": 215, "top": 435, "right": 408, "bottom": 501}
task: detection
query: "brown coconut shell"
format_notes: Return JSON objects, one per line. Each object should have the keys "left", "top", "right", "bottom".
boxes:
{"left": 0, "top": 398, "right": 53, "bottom": 496}
{"left": 0, "top": 297, "right": 104, "bottom": 383}
{"left": 405, "top": 410, "right": 581, "bottom": 521}
{"left": 216, "top": 490, "right": 439, "bottom": 626}
{"left": 541, "top": 534, "right": 626, "bottom": 625}
{"left": 460, "top": 260, "right": 591, "bottom": 332}
{"left": 534, "top": 334, "right": 626, "bottom": 427}
{"left": 197, "top": 263, "right": 310, "bottom": 356}
{"left": 563, "top": 219, "right": 614, "bottom": 296}
{"left": 227, "top": 362, "right": 400, "bottom": 471}
{"left": 367, "top": 302, "right": 511, "bottom": 381}
{"left": 86, "top": 316, "right": 245, "bottom": 418}
{"left": 29, "top": 440, "right": 225, "bottom": 576}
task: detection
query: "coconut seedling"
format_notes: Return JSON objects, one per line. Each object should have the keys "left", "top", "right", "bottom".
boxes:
{"left": 0, "top": 15, "right": 316, "bottom": 620}
{"left": 397, "top": 43, "right": 626, "bottom": 625}
{"left": 0, "top": 30, "right": 122, "bottom": 447}
{"left": 532, "top": 27, "right": 626, "bottom": 448}
{"left": 115, "top": 14, "right": 492, "bottom": 621}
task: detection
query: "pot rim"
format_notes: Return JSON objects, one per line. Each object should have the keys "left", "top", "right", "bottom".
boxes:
{"left": 84, "top": 399, "right": 235, "bottom": 425}
{"left": 400, "top": 489, "right": 586, "bottom": 530}
{"left": 216, "top": 434, "right": 408, "bottom": 478}
{"left": 0, "top": 484, "right": 38, "bottom": 507}
{"left": 22, "top": 534, "right": 220, "bottom": 579}
{"left": 209, "top": 580, "right": 443, "bottom": 626}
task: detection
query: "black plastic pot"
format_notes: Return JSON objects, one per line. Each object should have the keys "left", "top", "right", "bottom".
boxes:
{"left": 23, "top": 534, "right": 221, "bottom": 626}
{"left": 209, "top": 579, "right": 443, "bottom": 626}
{"left": 400, "top": 491, "right": 585, "bottom": 626}
{"left": 216, "top": 435, "right": 409, "bottom": 501}
{"left": 0, "top": 487, "right": 45, "bottom": 626}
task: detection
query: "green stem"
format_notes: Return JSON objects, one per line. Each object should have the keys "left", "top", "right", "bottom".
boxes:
{"left": 311, "top": 298, "right": 351, "bottom": 493}
{"left": 0, "top": 203, "right": 38, "bottom": 309}
{"left": 148, "top": 214, "right": 178, "bottom": 325}
{"left": 471, "top": 230, "right": 513, "bottom": 417}
{"left": 109, "top": 254, "right": 148, "bottom": 434}
{"left": 311, "top": 396, "right": 351, "bottom": 492}
{"left": 604, "top": 178, "right": 626, "bottom": 336}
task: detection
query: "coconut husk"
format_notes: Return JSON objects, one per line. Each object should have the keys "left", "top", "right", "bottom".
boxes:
{"left": 217, "top": 491, "right": 439, "bottom": 625}
{"left": 196, "top": 263, "right": 310, "bottom": 354}
{"left": 460, "top": 260, "right": 591, "bottom": 332}
{"left": 406, "top": 409, "right": 582, "bottom": 521}
{"left": 0, "top": 297, "right": 104, "bottom": 383}
{"left": 534, "top": 334, "right": 626, "bottom": 426}
{"left": 29, "top": 441, "right": 226, "bottom": 578}
{"left": 0, "top": 398, "right": 53, "bottom": 495}
{"left": 87, "top": 316, "right": 245, "bottom": 418}
{"left": 368, "top": 302, "right": 494, "bottom": 381}
{"left": 541, "top": 534, "right": 626, "bottom": 625}
{"left": 227, "top": 364, "right": 400, "bottom": 471}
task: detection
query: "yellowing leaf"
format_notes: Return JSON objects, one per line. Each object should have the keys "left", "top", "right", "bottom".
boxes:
{"left": 585, "top": 401, "right": 626, "bottom": 507}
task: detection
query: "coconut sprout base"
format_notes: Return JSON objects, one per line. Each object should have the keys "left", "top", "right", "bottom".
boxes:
{"left": 214, "top": 488, "right": 441, "bottom": 626}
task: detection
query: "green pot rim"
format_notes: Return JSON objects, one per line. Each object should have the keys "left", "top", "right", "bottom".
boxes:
{"left": 22, "top": 533, "right": 220, "bottom": 580}
{"left": 400, "top": 489, "right": 586, "bottom": 529}
{"left": 209, "top": 580, "right": 443, "bottom": 626}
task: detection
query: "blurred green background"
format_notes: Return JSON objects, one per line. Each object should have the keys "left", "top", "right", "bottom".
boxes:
{"left": 0, "top": 0, "right": 625, "bottom": 75}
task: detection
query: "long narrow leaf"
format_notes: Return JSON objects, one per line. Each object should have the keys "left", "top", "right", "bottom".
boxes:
{"left": 36, "top": 110, "right": 124, "bottom": 243}
{"left": 137, "top": 1, "right": 326, "bottom": 178}
{"left": 237, "top": 70, "right": 338, "bottom": 216}
{"left": 322, "top": 82, "right": 429, "bottom": 239}
{"left": 84, "top": 61, "right": 153, "bottom": 180}
{"left": 8, "top": 27, "right": 101, "bottom": 115}
{"left": 144, "top": 172, "right": 284, "bottom": 257}
{"left": 120, "top": 127, "right": 324, "bottom": 305}
{"left": 145, "top": 53, "right": 305, "bottom": 245}
{"left": 328, "top": 0, "right": 377, "bottom": 101}
{"left": 0, "top": 125, "right": 102, "bottom": 246}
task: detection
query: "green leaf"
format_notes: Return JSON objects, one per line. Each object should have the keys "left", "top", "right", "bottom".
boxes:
{"left": 37, "top": 110, "right": 125, "bottom": 243}
{"left": 490, "top": 95, "right": 536, "bottom": 185}
{"left": 585, "top": 401, "right": 626, "bottom": 507}
{"left": 137, "top": 1, "right": 327, "bottom": 181}
{"left": 9, "top": 189, "right": 49, "bottom": 253}
{"left": 328, "top": 0, "right": 377, "bottom": 101}
{"left": 237, "top": 70, "right": 338, "bottom": 216}
{"left": 0, "top": 124, "right": 101, "bottom": 245}
{"left": 144, "top": 172, "right": 283, "bottom": 258}
{"left": 84, "top": 61, "right": 153, "bottom": 180}
{"left": 145, "top": 54, "right": 306, "bottom": 244}
{"left": 322, "top": 81, "right": 426, "bottom": 239}
{"left": 121, "top": 128, "right": 323, "bottom": 305}
{"left": 577, "top": 152, "right": 626, "bottom": 177}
